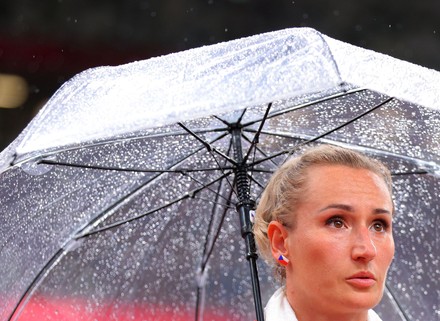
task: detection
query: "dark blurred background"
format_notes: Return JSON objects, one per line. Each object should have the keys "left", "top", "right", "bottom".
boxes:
{"left": 1, "top": 0, "right": 439, "bottom": 150}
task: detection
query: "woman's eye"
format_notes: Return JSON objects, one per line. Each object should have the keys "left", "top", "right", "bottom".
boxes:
{"left": 326, "top": 217, "right": 345, "bottom": 228}
{"left": 371, "top": 221, "right": 387, "bottom": 232}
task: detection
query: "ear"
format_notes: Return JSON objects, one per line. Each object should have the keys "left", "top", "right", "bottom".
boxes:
{"left": 267, "top": 221, "right": 289, "bottom": 261}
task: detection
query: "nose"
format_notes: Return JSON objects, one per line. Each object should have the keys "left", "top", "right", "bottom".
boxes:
{"left": 351, "top": 227, "right": 377, "bottom": 262}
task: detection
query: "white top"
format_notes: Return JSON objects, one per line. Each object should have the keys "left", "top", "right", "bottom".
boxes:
{"left": 265, "top": 288, "right": 383, "bottom": 321}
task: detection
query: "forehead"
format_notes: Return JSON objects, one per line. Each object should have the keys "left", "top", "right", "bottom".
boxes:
{"left": 301, "top": 164, "right": 391, "bottom": 200}
{"left": 284, "top": 164, "right": 394, "bottom": 228}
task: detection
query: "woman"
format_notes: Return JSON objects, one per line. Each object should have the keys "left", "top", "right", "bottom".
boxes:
{"left": 254, "top": 145, "right": 395, "bottom": 321}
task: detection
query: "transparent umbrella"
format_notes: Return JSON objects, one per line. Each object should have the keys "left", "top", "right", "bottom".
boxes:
{"left": 0, "top": 28, "right": 439, "bottom": 321}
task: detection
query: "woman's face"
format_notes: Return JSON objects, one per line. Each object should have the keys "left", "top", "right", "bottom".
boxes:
{"left": 270, "top": 165, "right": 395, "bottom": 316}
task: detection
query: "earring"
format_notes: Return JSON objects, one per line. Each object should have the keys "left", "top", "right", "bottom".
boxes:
{"left": 278, "top": 254, "right": 289, "bottom": 266}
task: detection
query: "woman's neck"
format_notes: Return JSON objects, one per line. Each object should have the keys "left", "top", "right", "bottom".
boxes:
{"left": 286, "top": 290, "right": 369, "bottom": 321}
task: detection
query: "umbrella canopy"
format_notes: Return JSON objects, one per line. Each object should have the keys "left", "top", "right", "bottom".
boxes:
{"left": 0, "top": 28, "right": 439, "bottom": 321}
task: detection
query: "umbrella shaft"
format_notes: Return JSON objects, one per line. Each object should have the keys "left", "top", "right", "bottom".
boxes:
{"left": 231, "top": 127, "right": 252, "bottom": 204}
{"left": 248, "top": 251, "right": 265, "bottom": 321}
{"left": 237, "top": 204, "right": 265, "bottom": 321}
{"left": 231, "top": 126, "right": 264, "bottom": 321}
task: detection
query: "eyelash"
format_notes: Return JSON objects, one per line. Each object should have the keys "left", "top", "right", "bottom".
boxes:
{"left": 326, "top": 216, "right": 346, "bottom": 228}
{"left": 325, "top": 216, "right": 390, "bottom": 232}
{"left": 371, "top": 220, "right": 389, "bottom": 232}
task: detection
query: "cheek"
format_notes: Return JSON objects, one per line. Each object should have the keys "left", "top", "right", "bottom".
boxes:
{"left": 289, "top": 234, "right": 348, "bottom": 291}
{"left": 381, "top": 237, "right": 395, "bottom": 267}
{"left": 371, "top": 235, "right": 395, "bottom": 277}
{"left": 293, "top": 232, "right": 347, "bottom": 270}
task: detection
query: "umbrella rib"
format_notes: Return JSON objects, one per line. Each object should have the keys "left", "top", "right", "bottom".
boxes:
{"left": 213, "top": 115, "right": 232, "bottom": 126}
{"left": 248, "top": 174, "right": 267, "bottom": 191}
{"left": 181, "top": 172, "right": 236, "bottom": 205}
{"left": 241, "top": 87, "right": 367, "bottom": 127}
{"left": 201, "top": 187, "right": 235, "bottom": 270}
{"left": 37, "top": 159, "right": 234, "bottom": 173}
{"left": 74, "top": 171, "right": 233, "bottom": 239}
{"left": 195, "top": 179, "right": 234, "bottom": 321}
{"left": 391, "top": 170, "right": 429, "bottom": 176}
{"left": 200, "top": 182, "right": 227, "bottom": 270}
{"left": 8, "top": 248, "right": 66, "bottom": 320}
{"left": 194, "top": 196, "right": 235, "bottom": 209}
{"left": 248, "top": 168, "right": 275, "bottom": 174}
{"left": 242, "top": 128, "right": 308, "bottom": 140}
{"left": 384, "top": 284, "right": 411, "bottom": 321}
{"left": 244, "top": 130, "right": 439, "bottom": 175}
{"left": 178, "top": 122, "right": 237, "bottom": 166}
{"left": 241, "top": 132, "right": 280, "bottom": 168}
{"left": 243, "top": 102, "right": 273, "bottom": 164}
{"left": 236, "top": 107, "right": 248, "bottom": 124}
{"left": 195, "top": 287, "right": 204, "bottom": 321}
{"left": 11, "top": 127, "right": 229, "bottom": 167}
{"left": 35, "top": 131, "right": 231, "bottom": 173}
{"left": 249, "top": 96, "right": 395, "bottom": 167}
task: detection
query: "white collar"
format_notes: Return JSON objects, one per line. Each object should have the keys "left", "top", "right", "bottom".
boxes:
{"left": 264, "top": 287, "right": 298, "bottom": 321}
{"left": 264, "top": 288, "right": 383, "bottom": 321}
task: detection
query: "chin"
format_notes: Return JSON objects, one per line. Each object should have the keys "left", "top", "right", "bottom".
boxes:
{"left": 344, "top": 290, "right": 383, "bottom": 311}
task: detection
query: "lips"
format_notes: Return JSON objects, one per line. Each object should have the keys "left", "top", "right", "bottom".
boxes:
{"left": 346, "top": 271, "right": 376, "bottom": 288}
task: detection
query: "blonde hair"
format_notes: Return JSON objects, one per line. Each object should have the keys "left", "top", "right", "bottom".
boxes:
{"left": 253, "top": 145, "right": 393, "bottom": 282}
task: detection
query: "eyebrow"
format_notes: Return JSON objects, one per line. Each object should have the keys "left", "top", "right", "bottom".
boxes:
{"left": 319, "top": 204, "right": 392, "bottom": 216}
